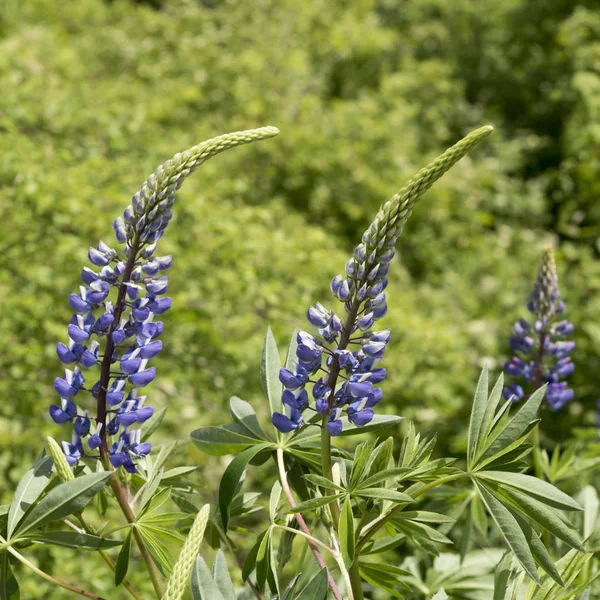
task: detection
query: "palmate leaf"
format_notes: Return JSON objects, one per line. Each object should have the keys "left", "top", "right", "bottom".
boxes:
{"left": 192, "top": 550, "right": 235, "bottom": 600}
{"left": 15, "top": 472, "right": 110, "bottom": 537}
{"left": 0, "top": 551, "right": 19, "bottom": 600}
{"left": 524, "top": 548, "right": 594, "bottom": 600}
{"left": 261, "top": 327, "right": 282, "bottom": 429}
{"left": 6, "top": 455, "right": 53, "bottom": 538}
{"left": 295, "top": 568, "right": 328, "bottom": 600}
{"left": 190, "top": 423, "right": 264, "bottom": 456}
{"left": 230, "top": 396, "right": 270, "bottom": 440}
{"left": 219, "top": 442, "right": 273, "bottom": 532}
{"left": 340, "top": 496, "right": 355, "bottom": 568}
{"left": 473, "top": 475, "right": 584, "bottom": 585}
{"left": 26, "top": 530, "right": 122, "bottom": 550}
{"left": 475, "top": 481, "right": 540, "bottom": 583}
{"left": 494, "top": 553, "right": 525, "bottom": 600}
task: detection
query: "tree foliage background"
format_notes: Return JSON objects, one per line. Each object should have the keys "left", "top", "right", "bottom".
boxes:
{"left": 1, "top": 0, "right": 600, "bottom": 595}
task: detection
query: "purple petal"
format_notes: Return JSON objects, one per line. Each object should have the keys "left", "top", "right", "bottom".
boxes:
{"left": 129, "top": 368, "right": 156, "bottom": 387}
{"left": 348, "top": 409, "right": 374, "bottom": 427}
{"left": 67, "top": 324, "right": 90, "bottom": 343}
{"left": 272, "top": 412, "right": 299, "bottom": 433}
{"left": 57, "top": 343, "right": 77, "bottom": 364}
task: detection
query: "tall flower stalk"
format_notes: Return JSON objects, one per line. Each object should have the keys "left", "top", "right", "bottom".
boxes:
{"left": 271, "top": 126, "right": 493, "bottom": 599}
{"left": 503, "top": 246, "right": 575, "bottom": 409}
{"left": 49, "top": 127, "right": 278, "bottom": 596}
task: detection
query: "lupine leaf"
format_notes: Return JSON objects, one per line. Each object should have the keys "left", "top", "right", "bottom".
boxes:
{"left": 391, "top": 519, "right": 453, "bottom": 545}
{"left": 340, "top": 496, "right": 355, "bottom": 568}
{"left": 479, "top": 373, "right": 505, "bottom": 443}
{"left": 467, "top": 366, "right": 489, "bottom": 469}
{"left": 475, "top": 481, "right": 539, "bottom": 583}
{"left": 141, "top": 405, "right": 167, "bottom": 442}
{"left": 27, "top": 531, "right": 122, "bottom": 550}
{"left": 255, "top": 527, "right": 272, "bottom": 591}
{"left": 578, "top": 485, "right": 599, "bottom": 539}
{"left": 283, "top": 329, "right": 300, "bottom": 374}
{"left": 510, "top": 511, "right": 563, "bottom": 585}
{"left": 0, "top": 551, "right": 19, "bottom": 600}
{"left": 357, "top": 467, "right": 411, "bottom": 489}
{"left": 230, "top": 396, "right": 269, "bottom": 440}
{"left": 190, "top": 424, "right": 263, "bottom": 456}
{"left": 269, "top": 481, "right": 282, "bottom": 522}
{"left": 7, "top": 455, "right": 53, "bottom": 538}
{"left": 432, "top": 589, "right": 449, "bottom": 600}
{"left": 138, "top": 525, "right": 174, "bottom": 574}
{"left": 192, "top": 555, "right": 224, "bottom": 600}
{"left": 280, "top": 575, "right": 301, "bottom": 600}
{"left": 267, "top": 528, "right": 280, "bottom": 595}
{"left": 349, "top": 440, "right": 377, "bottom": 489}
{"left": 212, "top": 550, "right": 235, "bottom": 600}
{"left": 303, "top": 474, "right": 345, "bottom": 492}
{"left": 242, "top": 530, "right": 268, "bottom": 582}
{"left": 139, "top": 486, "right": 171, "bottom": 518}
{"left": 493, "top": 553, "right": 524, "bottom": 600}
{"left": 220, "top": 443, "right": 272, "bottom": 532}
{"left": 115, "top": 528, "right": 132, "bottom": 586}
{"left": 354, "top": 488, "right": 414, "bottom": 503}
{"left": 285, "top": 494, "right": 342, "bottom": 514}
{"left": 393, "top": 511, "right": 455, "bottom": 524}
{"left": 365, "top": 437, "right": 394, "bottom": 482}
{"left": 161, "top": 466, "right": 198, "bottom": 483}
{"left": 337, "top": 414, "right": 403, "bottom": 437}
{"left": 16, "top": 472, "right": 110, "bottom": 536}
{"left": 138, "top": 468, "right": 165, "bottom": 514}
{"left": 477, "top": 471, "right": 582, "bottom": 512}
{"left": 478, "top": 386, "right": 546, "bottom": 464}
{"left": 358, "top": 562, "right": 409, "bottom": 598}
{"left": 295, "top": 568, "right": 328, "bottom": 600}
{"left": 500, "top": 487, "right": 584, "bottom": 550}
{"left": 261, "top": 327, "right": 282, "bottom": 423}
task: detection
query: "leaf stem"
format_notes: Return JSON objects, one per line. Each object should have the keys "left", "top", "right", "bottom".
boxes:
{"left": 73, "top": 512, "right": 145, "bottom": 600}
{"left": 101, "top": 456, "right": 165, "bottom": 599}
{"left": 7, "top": 545, "right": 105, "bottom": 600}
{"left": 276, "top": 448, "right": 343, "bottom": 600}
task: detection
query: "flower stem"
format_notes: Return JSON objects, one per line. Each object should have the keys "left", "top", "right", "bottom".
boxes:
{"left": 101, "top": 455, "right": 165, "bottom": 599}
{"left": 276, "top": 449, "right": 343, "bottom": 600}
{"left": 348, "top": 562, "right": 364, "bottom": 600}
{"left": 7, "top": 545, "right": 105, "bottom": 600}
{"left": 73, "top": 512, "right": 145, "bottom": 600}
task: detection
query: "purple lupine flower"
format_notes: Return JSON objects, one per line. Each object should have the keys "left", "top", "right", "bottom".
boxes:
{"left": 503, "top": 247, "right": 575, "bottom": 410}
{"left": 270, "top": 127, "right": 496, "bottom": 436}
{"left": 51, "top": 128, "right": 280, "bottom": 471}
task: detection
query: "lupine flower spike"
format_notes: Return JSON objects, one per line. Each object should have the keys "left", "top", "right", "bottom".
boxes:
{"left": 50, "top": 127, "right": 279, "bottom": 471}
{"left": 272, "top": 126, "right": 494, "bottom": 435}
{"left": 503, "top": 246, "right": 575, "bottom": 410}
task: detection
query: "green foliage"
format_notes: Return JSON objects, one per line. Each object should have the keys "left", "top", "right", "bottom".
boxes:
{"left": 2, "top": 0, "right": 600, "bottom": 597}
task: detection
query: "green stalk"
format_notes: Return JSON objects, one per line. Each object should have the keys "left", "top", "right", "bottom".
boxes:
{"left": 276, "top": 449, "right": 343, "bottom": 600}
{"left": 74, "top": 513, "right": 144, "bottom": 600}
{"left": 348, "top": 562, "right": 364, "bottom": 600}
{"left": 7, "top": 545, "right": 105, "bottom": 600}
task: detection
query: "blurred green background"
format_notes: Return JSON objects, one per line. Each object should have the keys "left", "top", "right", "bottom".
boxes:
{"left": 1, "top": 0, "right": 600, "bottom": 595}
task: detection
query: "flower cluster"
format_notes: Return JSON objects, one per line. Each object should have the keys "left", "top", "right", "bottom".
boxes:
{"left": 50, "top": 127, "right": 279, "bottom": 472}
{"left": 50, "top": 231, "right": 171, "bottom": 471}
{"left": 503, "top": 247, "right": 575, "bottom": 410}
{"left": 272, "top": 126, "right": 494, "bottom": 435}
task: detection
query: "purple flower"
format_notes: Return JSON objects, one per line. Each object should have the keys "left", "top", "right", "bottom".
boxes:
{"left": 49, "top": 398, "right": 77, "bottom": 424}
{"left": 503, "top": 248, "right": 574, "bottom": 409}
